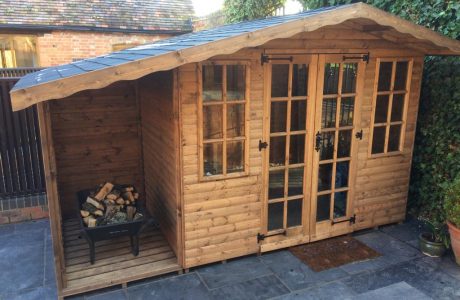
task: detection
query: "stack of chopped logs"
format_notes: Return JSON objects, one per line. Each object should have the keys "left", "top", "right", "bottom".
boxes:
{"left": 80, "top": 182, "right": 143, "bottom": 227}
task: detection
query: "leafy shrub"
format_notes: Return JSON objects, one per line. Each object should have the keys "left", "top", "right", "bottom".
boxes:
{"left": 445, "top": 176, "right": 460, "bottom": 228}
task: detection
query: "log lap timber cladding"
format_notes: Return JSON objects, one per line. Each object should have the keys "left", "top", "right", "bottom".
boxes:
{"left": 9, "top": 2, "right": 460, "bottom": 111}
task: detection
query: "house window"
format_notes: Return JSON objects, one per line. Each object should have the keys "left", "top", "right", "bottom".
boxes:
{"left": 370, "top": 59, "right": 413, "bottom": 155}
{"left": 199, "top": 62, "right": 249, "bottom": 179}
{"left": 0, "top": 36, "right": 38, "bottom": 68}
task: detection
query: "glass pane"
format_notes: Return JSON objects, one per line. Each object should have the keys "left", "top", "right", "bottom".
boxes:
{"left": 271, "top": 64, "right": 289, "bottom": 97}
{"left": 203, "top": 105, "right": 222, "bottom": 139}
{"left": 316, "top": 194, "right": 331, "bottom": 222}
{"left": 288, "top": 167, "right": 304, "bottom": 196}
{"left": 270, "top": 101, "right": 287, "bottom": 133}
{"left": 339, "top": 97, "right": 354, "bottom": 127}
{"left": 333, "top": 191, "right": 347, "bottom": 219}
{"left": 391, "top": 94, "right": 405, "bottom": 122}
{"left": 337, "top": 130, "right": 352, "bottom": 158}
{"left": 287, "top": 199, "right": 302, "bottom": 227}
{"left": 289, "top": 134, "right": 305, "bottom": 165}
{"left": 269, "top": 170, "right": 285, "bottom": 199}
{"left": 323, "top": 63, "right": 340, "bottom": 95}
{"left": 291, "top": 100, "right": 306, "bottom": 131}
{"left": 394, "top": 61, "right": 408, "bottom": 91}
{"left": 342, "top": 63, "right": 357, "bottom": 94}
{"left": 375, "top": 95, "right": 389, "bottom": 123}
{"left": 292, "top": 64, "right": 308, "bottom": 96}
{"left": 322, "top": 98, "right": 337, "bottom": 128}
{"left": 227, "top": 141, "right": 244, "bottom": 173}
{"left": 320, "top": 132, "right": 335, "bottom": 161}
{"left": 388, "top": 125, "right": 401, "bottom": 152}
{"left": 202, "top": 65, "right": 223, "bottom": 101}
{"left": 318, "top": 163, "right": 333, "bottom": 192}
{"left": 268, "top": 202, "right": 284, "bottom": 231}
{"left": 6, "top": 36, "right": 38, "bottom": 67}
{"left": 371, "top": 126, "right": 386, "bottom": 154}
{"left": 203, "top": 143, "right": 223, "bottom": 176}
{"left": 227, "top": 104, "right": 245, "bottom": 138}
{"left": 269, "top": 136, "right": 286, "bottom": 167}
{"left": 378, "top": 62, "right": 393, "bottom": 91}
{"left": 227, "top": 65, "right": 246, "bottom": 100}
{"left": 335, "top": 161, "right": 349, "bottom": 189}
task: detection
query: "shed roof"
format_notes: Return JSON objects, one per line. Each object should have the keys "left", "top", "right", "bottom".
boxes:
{"left": 0, "top": 0, "right": 193, "bottom": 34}
{"left": 10, "top": 2, "right": 460, "bottom": 111}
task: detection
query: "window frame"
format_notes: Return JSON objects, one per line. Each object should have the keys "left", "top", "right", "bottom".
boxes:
{"left": 369, "top": 58, "right": 413, "bottom": 158}
{"left": 198, "top": 60, "right": 251, "bottom": 181}
{"left": 0, "top": 35, "right": 38, "bottom": 68}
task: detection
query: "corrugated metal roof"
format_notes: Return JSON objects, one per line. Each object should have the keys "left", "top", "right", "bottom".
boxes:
{"left": 12, "top": 5, "right": 340, "bottom": 91}
{"left": 0, "top": 0, "right": 194, "bottom": 33}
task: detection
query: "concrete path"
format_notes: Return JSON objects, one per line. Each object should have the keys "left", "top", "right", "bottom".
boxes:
{"left": 1, "top": 219, "right": 459, "bottom": 300}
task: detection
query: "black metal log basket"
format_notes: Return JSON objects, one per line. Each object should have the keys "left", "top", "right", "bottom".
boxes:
{"left": 76, "top": 184, "right": 146, "bottom": 264}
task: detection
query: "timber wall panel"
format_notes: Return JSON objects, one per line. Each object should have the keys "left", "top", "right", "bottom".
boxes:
{"left": 138, "top": 71, "right": 180, "bottom": 257}
{"left": 50, "top": 82, "right": 143, "bottom": 218}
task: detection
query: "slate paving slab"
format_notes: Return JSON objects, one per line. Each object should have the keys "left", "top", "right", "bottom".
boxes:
{"left": 209, "top": 275, "right": 290, "bottom": 300}
{"left": 259, "top": 250, "right": 349, "bottom": 291}
{"left": 86, "top": 289, "right": 127, "bottom": 300}
{"left": 352, "top": 281, "right": 432, "bottom": 300}
{"left": 276, "top": 281, "right": 356, "bottom": 300}
{"left": 197, "top": 256, "right": 272, "bottom": 289}
{"left": 0, "top": 285, "right": 57, "bottom": 300}
{"left": 380, "top": 219, "right": 423, "bottom": 243}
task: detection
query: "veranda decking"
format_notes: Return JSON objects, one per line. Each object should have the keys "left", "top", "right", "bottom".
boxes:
{"left": 61, "top": 219, "right": 181, "bottom": 297}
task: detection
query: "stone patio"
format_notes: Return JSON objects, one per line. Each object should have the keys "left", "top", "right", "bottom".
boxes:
{"left": 1, "top": 219, "right": 459, "bottom": 300}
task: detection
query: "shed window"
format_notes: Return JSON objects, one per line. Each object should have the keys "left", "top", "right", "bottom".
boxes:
{"left": 200, "top": 63, "right": 249, "bottom": 179}
{"left": 370, "top": 59, "right": 412, "bottom": 155}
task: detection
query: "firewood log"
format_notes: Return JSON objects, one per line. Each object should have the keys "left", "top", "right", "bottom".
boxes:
{"left": 94, "top": 182, "right": 114, "bottom": 201}
{"left": 122, "top": 186, "right": 134, "bottom": 192}
{"left": 133, "top": 193, "right": 139, "bottom": 200}
{"left": 104, "top": 205, "right": 117, "bottom": 219}
{"left": 86, "top": 197, "right": 104, "bottom": 210}
{"left": 80, "top": 210, "right": 90, "bottom": 218}
{"left": 83, "top": 216, "right": 90, "bottom": 225}
{"left": 88, "top": 217, "right": 97, "bottom": 228}
{"left": 93, "top": 210, "right": 103, "bottom": 217}
{"left": 82, "top": 202, "right": 97, "bottom": 213}
{"left": 122, "top": 191, "right": 135, "bottom": 202}
{"left": 115, "top": 197, "right": 125, "bottom": 205}
{"left": 125, "top": 200, "right": 130, "bottom": 206}
{"left": 127, "top": 206, "right": 136, "bottom": 221}
{"left": 106, "top": 193, "right": 118, "bottom": 200}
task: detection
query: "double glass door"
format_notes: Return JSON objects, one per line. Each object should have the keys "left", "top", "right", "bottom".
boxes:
{"left": 263, "top": 54, "right": 363, "bottom": 244}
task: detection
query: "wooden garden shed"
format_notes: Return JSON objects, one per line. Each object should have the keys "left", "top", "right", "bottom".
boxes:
{"left": 9, "top": 3, "right": 460, "bottom": 298}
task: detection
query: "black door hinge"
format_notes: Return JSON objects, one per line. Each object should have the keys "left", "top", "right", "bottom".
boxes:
{"left": 315, "top": 131, "right": 322, "bottom": 152}
{"left": 331, "top": 214, "right": 356, "bottom": 225}
{"left": 259, "top": 140, "right": 268, "bottom": 151}
{"left": 343, "top": 52, "right": 370, "bottom": 63}
{"left": 355, "top": 129, "right": 363, "bottom": 140}
{"left": 261, "top": 54, "right": 293, "bottom": 65}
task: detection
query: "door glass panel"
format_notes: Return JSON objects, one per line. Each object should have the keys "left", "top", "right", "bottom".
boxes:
{"left": 318, "top": 163, "right": 333, "bottom": 192}
{"left": 323, "top": 63, "right": 340, "bottom": 94}
{"left": 227, "top": 65, "right": 246, "bottom": 100}
{"left": 394, "top": 61, "right": 408, "bottom": 91}
{"left": 203, "top": 105, "right": 223, "bottom": 139}
{"left": 271, "top": 64, "right": 289, "bottom": 97}
{"left": 203, "top": 143, "right": 223, "bottom": 176}
{"left": 337, "top": 130, "right": 352, "bottom": 158}
{"left": 388, "top": 125, "right": 401, "bottom": 152}
{"left": 268, "top": 202, "right": 284, "bottom": 231}
{"left": 227, "top": 104, "right": 244, "bottom": 138}
{"left": 269, "top": 136, "right": 286, "bottom": 167}
{"left": 202, "top": 65, "right": 223, "bottom": 101}
{"left": 391, "top": 94, "right": 404, "bottom": 122}
{"left": 320, "top": 132, "right": 334, "bottom": 161}
{"left": 316, "top": 194, "right": 331, "bottom": 222}
{"left": 270, "top": 101, "right": 287, "bottom": 133}
{"left": 227, "top": 141, "right": 244, "bottom": 173}
{"left": 287, "top": 199, "right": 302, "bottom": 227}
{"left": 289, "top": 134, "right": 305, "bottom": 165}
{"left": 333, "top": 191, "right": 347, "bottom": 219}
{"left": 288, "top": 167, "right": 304, "bottom": 196}
{"left": 339, "top": 97, "right": 354, "bottom": 126}
{"left": 341, "top": 63, "right": 357, "bottom": 94}
{"left": 291, "top": 100, "right": 306, "bottom": 131}
{"left": 375, "top": 95, "right": 389, "bottom": 123}
{"left": 372, "top": 126, "right": 386, "bottom": 154}
{"left": 292, "top": 64, "right": 308, "bottom": 96}
{"left": 322, "top": 99, "right": 336, "bottom": 128}
{"left": 269, "top": 170, "right": 285, "bottom": 199}
{"left": 378, "top": 62, "right": 393, "bottom": 91}
{"left": 335, "top": 161, "right": 349, "bottom": 189}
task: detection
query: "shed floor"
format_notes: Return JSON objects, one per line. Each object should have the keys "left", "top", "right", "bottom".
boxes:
{"left": 62, "top": 219, "right": 180, "bottom": 297}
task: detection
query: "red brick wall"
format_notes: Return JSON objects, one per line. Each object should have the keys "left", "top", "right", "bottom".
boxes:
{"left": 37, "top": 31, "right": 170, "bottom": 66}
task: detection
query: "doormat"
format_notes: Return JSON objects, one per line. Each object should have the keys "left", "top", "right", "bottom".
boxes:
{"left": 289, "top": 236, "right": 381, "bottom": 272}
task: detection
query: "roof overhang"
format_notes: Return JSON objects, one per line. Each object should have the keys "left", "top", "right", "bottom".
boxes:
{"left": 10, "top": 2, "right": 460, "bottom": 111}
